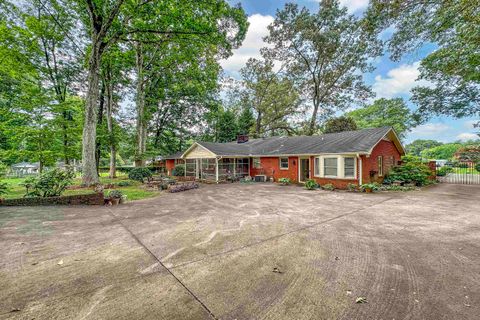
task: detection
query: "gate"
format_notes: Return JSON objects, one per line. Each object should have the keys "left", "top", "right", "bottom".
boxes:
{"left": 436, "top": 162, "right": 480, "bottom": 184}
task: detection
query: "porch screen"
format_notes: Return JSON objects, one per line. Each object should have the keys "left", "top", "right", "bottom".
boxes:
{"left": 344, "top": 157, "right": 355, "bottom": 178}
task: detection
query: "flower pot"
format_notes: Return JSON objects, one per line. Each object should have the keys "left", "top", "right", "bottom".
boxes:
{"left": 365, "top": 188, "right": 373, "bottom": 193}
{"left": 110, "top": 197, "right": 120, "bottom": 205}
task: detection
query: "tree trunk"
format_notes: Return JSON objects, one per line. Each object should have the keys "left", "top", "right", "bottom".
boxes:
{"left": 255, "top": 112, "right": 262, "bottom": 138}
{"left": 82, "top": 44, "right": 101, "bottom": 185}
{"left": 134, "top": 43, "right": 146, "bottom": 167}
{"left": 95, "top": 80, "right": 105, "bottom": 176}
{"left": 105, "top": 72, "right": 116, "bottom": 179}
{"left": 308, "top": 96, "right": 320, "bottom": 135}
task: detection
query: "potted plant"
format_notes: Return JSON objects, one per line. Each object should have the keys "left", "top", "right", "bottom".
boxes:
{"left": 360, "top": 183, "right": 379, "bottom": 193}
{"left": 278, "top": 178, "right": 291, "bottom": 186}
{"left": 108, "top": 190, "right": 124, "bottom": 205}
{"left": 0, "top": 180, "right": 8, "bottom": 203}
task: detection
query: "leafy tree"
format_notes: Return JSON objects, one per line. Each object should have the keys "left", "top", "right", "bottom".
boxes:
{"left": 239, "top": 58, "right": 300, "bottom": 137}
{"left": 456, "top": 146, "right": 480, "bottom": 163}
{"left": 322, "top": 116, "right": 357, "bottom": 134}
{"left": 421, "top": 143, "right": 463, "bottom": 160}
{"left": 406, "top": 140, "right": 443, "bottom": 157}
{"left": 366, "top": 0, "right": 480, "bottom": 125}
{"left": 216, "top": 109, "right": 238, "bottom": 143}
{"left": 237, "top": 106, "right": 255, "bottom": 135}
{"left": 347, "top": 98, "right": 416, "bottom": 139}
{"left": 264, "top": 1, "right": 382, "bottom": 135}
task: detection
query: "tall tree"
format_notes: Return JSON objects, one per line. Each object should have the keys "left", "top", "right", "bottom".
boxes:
{"left": 237, "top": 106, "right": 255, "bottom": 135}
{"left": 77, "top": 0, "right": 248, "bottom": 184}
{"left": 322, "top": 116, "right": 357, "bottom": 134}
{"left": 366, "top": 0, "right": 480, "bottom": 125}
{"left": 239, "top": 58, "right": 300, "bottom": 137}
{"left": 347, "top": 98, "right": 416, "bottom": 139}
{"left": 215, "top": 108, "right": 238, "bottom": 143}
{"left": 264, "top": 1, "right": 382, "bottom": 135}
{"left": 406, "top": 139, "right": 443, "bottom": 157}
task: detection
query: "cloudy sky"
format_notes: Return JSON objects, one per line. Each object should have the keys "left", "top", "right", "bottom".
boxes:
{"left": 222, "top": 0, "right": 478, "bottom": 143}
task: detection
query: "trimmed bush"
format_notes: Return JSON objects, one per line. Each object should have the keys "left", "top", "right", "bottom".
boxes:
{"left": 347, "top": 183, "right": 357, "bottom": 192}
{"left": 171, "top": 165, "right": 185, "bottom": 177}
{"left": 116, "top": 180, "right": 133, "bottom": 187}
{"left": 0, "top": 181, "right": 8, "bottom": 197}
{"left": 24, "top": 169, "right": 75, "bottom": 197}
{"left": 360, "top": 183, "right": 380, "bottom": 192}
{"left": 304, "top": 179, "right": 318, "bottom": 190}
{"left": 386, "top": 157, "right": 432, "bottom": 186}
{"left": 476, "top": 163, "right": 480, "bottom": 172}
{"left": 322, "top": 183, "right": 335, "bottom": 191}
{"left": 436, "top": 166, "right": 453, "bottom": 176}
{"left": 128, "top": 167, "right": 152, "bottom": 182}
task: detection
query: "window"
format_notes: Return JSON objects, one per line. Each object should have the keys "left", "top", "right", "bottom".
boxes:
{"left": 314, "top": 157, "right": 320, "bottom": 176}
{"left": 344, "top": 157, "right": 355, "bottom": 178}
{"left": 378, "top": 156, "right": 383, "bottom": 176}
{"left": 279, "top": 157, "right": 289, "bottom": 170}
{"left": 324, "top": 157, "right": 338, "bottom": 176}
{"left": 253, "top": 157, "right": 261, "bottom": 169}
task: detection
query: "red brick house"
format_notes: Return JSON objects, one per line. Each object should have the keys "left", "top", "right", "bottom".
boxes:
{"left": 165, "top": 127, "right": 405, "bottom": 188}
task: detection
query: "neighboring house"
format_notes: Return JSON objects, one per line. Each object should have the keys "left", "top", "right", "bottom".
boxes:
{"left": 10, "top": 162, "right": 40, "bottom": 176}
{"left": 165, "top": 127, "right": 405, "bottom": 189}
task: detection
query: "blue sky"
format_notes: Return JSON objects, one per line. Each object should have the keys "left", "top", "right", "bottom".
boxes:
{"left": 222, "top": 0, "right": 478, "bottom": 143}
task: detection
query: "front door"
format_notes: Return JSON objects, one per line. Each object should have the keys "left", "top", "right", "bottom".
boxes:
{"left": 299, "top": 158, "right": 310, "bottom": 182}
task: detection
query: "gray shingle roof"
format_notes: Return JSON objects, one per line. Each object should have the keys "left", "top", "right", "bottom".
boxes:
{"left": 196, "top": 127, "right": 396, "bottom": 156}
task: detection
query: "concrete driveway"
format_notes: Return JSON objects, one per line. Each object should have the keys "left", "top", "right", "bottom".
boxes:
{"left": 1, "top": 183, "right": 479, "bottom": 320}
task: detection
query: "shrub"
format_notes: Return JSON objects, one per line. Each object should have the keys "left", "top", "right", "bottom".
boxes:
{"left": 108, "top": 190, "right": 124, "bottom": 199}
{"left": 171, "top": 165, "right": 185, "bottom": 177}
{"left": 456, "top": 162, "right": 468, "bottom": 168}
{"left": 347, "top": 183, "right": 357, "bottom": 192}
{"left": 360, "top": 183, "right": 380, "bottom": 192}
{"left": 0, "top": 180, "right": 8, "bottom": 197}
{"left": 436, "top": 166, "right": 453, "bottom": 176}
{"left": 24, "top": 169, "right": 75, "bottom": 197}
{"left": 278, "top": 177, "right": 291, "bottom": 185}
{"left": 128, "top": 167, "right": 152, "bottom": 182}
{"left": 386, "top": 157, "right": 432, "bottom": 186}
{"left": 476, "top": 163, "right": 480, "bottom": 172}
{"left": 322, "top": 183, "right": 335, "bottom": 191}
{"left": 304, "top": 179, "right": 318, "bottom": 190}
{"left": 116, "top": 180, "right": 133, "bottom": 187}
{"left": 0, "top": 162, "right": 7, "bottom": 177}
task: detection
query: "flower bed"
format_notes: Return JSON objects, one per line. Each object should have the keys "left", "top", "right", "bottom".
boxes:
{"left": 0, "top": 192, "right": 104, "bottom": 206}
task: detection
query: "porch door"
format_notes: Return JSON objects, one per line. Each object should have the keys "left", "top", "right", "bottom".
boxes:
{"left": 299, "top": 158, "right": 310, "bottom": 182}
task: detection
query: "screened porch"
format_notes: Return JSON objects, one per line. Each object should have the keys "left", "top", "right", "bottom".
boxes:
{"left": 184, "top": 158, "right": 250, "bottom": 182}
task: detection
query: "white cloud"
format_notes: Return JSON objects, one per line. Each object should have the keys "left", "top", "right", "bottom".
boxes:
{"left": 373, "top": 61, "right": 431, "bottom": 98}
{"left": 457, "top": 133, "right": 479, "bottom": 141}
{"left": 410, "top": 123, "right": 451, "bottom": 137}
{"left": 339, "top": 0, "right": 369, "bottom": 13}
{"left": 220, "top": 14, "right": 274, "bottom": 76}
{"left": 463, "top": 120, "right": 478, "bottom": 129}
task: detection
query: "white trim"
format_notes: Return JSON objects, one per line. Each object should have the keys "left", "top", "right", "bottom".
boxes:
{"left": 358, "top": 154, "right": 363, "bottom": 185}
{"left": 279, "top": 157, "right": 289, "bottom": 170}
{"left": 313, "top": 154, "right": 358, "bottom": 180}
{"left": 181, "top": 142, "right": 217, "bottom": 159}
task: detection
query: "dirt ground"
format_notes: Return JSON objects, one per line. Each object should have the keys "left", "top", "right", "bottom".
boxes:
{"left": 1, "top": 183, "right": 479, "bottom": 320}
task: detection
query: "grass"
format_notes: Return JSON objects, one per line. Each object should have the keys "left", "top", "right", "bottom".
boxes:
{"left": 1, "top": 172, "right": 163, "bottom": 202}
{"left": 451, "top": 167, "right": 480, "bottom": 175}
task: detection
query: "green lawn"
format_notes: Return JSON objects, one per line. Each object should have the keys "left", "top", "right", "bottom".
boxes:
{"left": 452, "top": 167, "right": 480, "bottom": 175}
{"left": 2, "top": 172, "right": 163, "bottom": 202}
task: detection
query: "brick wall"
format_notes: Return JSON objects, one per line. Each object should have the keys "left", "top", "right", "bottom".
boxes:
{"left": 362, "top": 139, "right": 402, "bottom": 183}
{"left": 0, "top": 192, "right": 104, "bottom": 206}
{"left": 166, "top": 159, "right": 176, "bottom": 175}
{"left": 250, "top": 156, "right": 299, "bottom": 182}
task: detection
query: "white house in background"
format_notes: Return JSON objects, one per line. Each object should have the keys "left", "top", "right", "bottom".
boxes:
{"left": 10, "top": 162, "right": 40, "bottom": 176}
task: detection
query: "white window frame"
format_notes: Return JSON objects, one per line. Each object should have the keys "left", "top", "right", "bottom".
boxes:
{"left": 378, "top": 155, "right": 383, "bottom": 177}
{"left": 314, "top": 155, "right": 357, "bottom": 179}
{"left": 253, "top": 157, "right": 261, "bottom": 169}
{"left": 344, "top": 157, "right": 356, "bottom": 178}
{"left": 279, "top": 157, "right": 289, "bottom": 170}
{"left": 323, "top": 157, "right": 338, "bottom": 177}
{"left": 314, "top": 157, "right": 320, "bottom": 177}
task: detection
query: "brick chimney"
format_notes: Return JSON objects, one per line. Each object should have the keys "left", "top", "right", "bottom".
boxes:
{"left": 237, "top": 134, "right": 249, "bottom": 143}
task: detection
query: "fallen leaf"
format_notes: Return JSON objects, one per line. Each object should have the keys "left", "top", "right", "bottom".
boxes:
{"left": 10, "top": 308, "right": 21, "bottom": 312}
{"left": 346, "top": 290, "right": 352, "bottom": 296}
{"left": 31, "top": 262, "right": 38, "bottom": 266}
{"left": 355, "top": 297, "right": 367, "bottom": 304}
{"left": 57, "top": 260, "right": 63, "bottom": 265}
{"left": 272, "top": 267, "right": 283, "bottom": 274}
